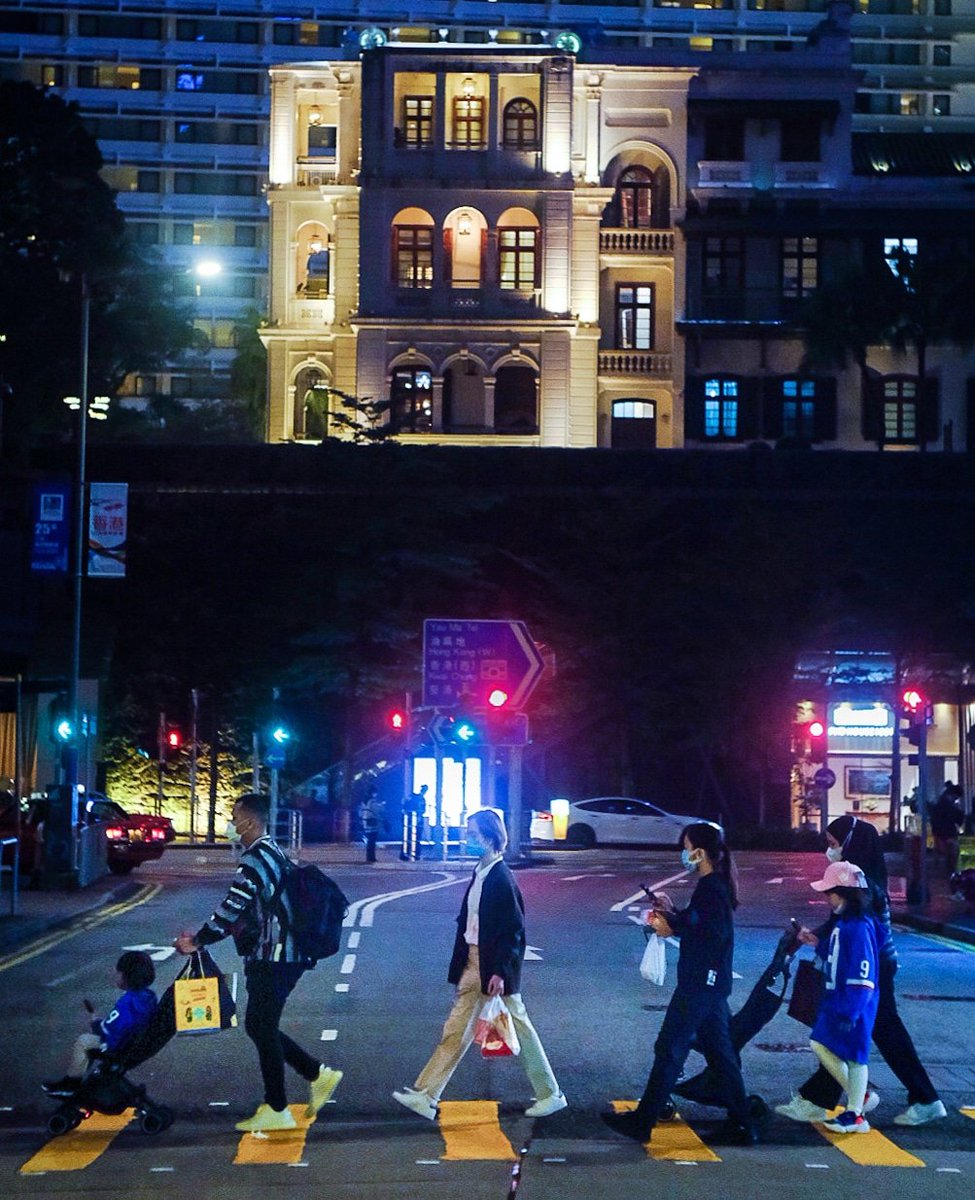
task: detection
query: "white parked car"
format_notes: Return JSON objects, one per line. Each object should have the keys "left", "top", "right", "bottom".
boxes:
{"left": 531, "top": 797, "right": 706, "bottom": 848}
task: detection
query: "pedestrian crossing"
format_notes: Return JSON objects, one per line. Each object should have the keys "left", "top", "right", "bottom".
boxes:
{"left": 15, "top": 1102, "right": 974, "bottom": 1175}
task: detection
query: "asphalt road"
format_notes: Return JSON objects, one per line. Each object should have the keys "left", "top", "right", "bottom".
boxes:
{"left": 1, "top": 848, "right": 973, "bottom": 1198}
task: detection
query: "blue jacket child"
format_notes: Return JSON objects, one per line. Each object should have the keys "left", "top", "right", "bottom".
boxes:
{"left": 43, "top": 950, "right": 158, "bottom": 1095}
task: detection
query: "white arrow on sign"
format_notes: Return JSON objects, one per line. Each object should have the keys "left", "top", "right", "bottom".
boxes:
{"left": 122, "top": 943, "right": 176, "bottom": 962}
{"left": 524, "top": 945, "right": 544, "bottom": 961}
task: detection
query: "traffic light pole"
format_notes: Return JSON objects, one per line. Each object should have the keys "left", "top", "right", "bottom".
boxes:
{"left": 156, "top": 710, "right": 166, "bottom": 817}
{"left": 507, "top": 744, "right": 524, "bottom": 861}
{"left": 918, "top": 720, "right": 929, "bottom": 910}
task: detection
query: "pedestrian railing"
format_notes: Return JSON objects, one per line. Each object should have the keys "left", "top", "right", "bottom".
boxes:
{"left": 276, "top": 809, "right": 303, "bottom": 859}
{"left": 0, "top": 836, "right": 20, "bottom": 915}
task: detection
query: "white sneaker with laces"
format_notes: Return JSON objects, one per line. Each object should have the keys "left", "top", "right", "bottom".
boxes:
{"left": 393, "top": 1088, "right": 438, "bottom": 1120}
{"left": 862, "top": 1089, "right": 881, "bottom": 1115}
{"left": 235, "top": 1104, "right": 297, "bottom": 1132}
{"left": 893, "top": 1100, "right": 948, "bottom": 1126}
{"left": 525, "top": 1092, "right": 568, "bottom": 1118}
{"left": 775, "top": 1094, "right": 828, "bottom": 1123}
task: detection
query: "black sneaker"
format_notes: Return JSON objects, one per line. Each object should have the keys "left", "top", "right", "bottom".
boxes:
{"left": 722, "top": 1118, "right": 760, "bottom": 1145}
{"left": 42, "top": 1076, "right": 81, "bottom": 1097}
{"left": 601, "top": 1110, "right": 651, "bottom": 1142}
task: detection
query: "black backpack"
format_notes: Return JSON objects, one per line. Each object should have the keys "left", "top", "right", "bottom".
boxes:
{"left": 283, "top": 862, "right": 349, "bottom": 965}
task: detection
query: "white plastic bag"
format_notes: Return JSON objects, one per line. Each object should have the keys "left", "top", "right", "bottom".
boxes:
{"left": 473, "top": 995, "right": 521, "bottom": 1057}
{"left": 640, "top": 933, "right": 667, "bottom": 985}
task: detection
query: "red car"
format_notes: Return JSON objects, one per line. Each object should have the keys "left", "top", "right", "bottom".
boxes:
{"left": 83, "top": 795, "right": 176, "bottom": 875}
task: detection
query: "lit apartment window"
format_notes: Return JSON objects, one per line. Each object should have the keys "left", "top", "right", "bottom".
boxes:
{"left": 452, "top": 92, "right": 485, "bottom": 149}
{"left": 899, "top": 93, "right": 921, "bottom": 116}
{"left": 403, "top": 97, "right": 434, "bottom": 148}
{"left": 394, "top": 227, "right": 434, "bottom": 288}
{"left": 780, "top": 379, "right": 817, "bottom": 438}
{"left": 883, "top": 236, "right": 918, "bottom": 278}
{"left": 616, "top": 285, "right": 655, "bottom": 349}
{"left": 704, "top": 377, "right": 740, "bottom": 439}
{"left": 498, "top": 229, "right": 538, "bottom": 291}
{"left": 617, "top": 166, "right": 654, "bottom": 228}
{"left": 932, "top": 94, "right": 951, "bottom": 116}
{"left": 782, "top": 237, "right": 818, "bottom": 299}
{"left": 502, "top": 99, "right": 538, "bottom": 149}
{"left": 883, "top": 378, "right": 917, "bottom": 441}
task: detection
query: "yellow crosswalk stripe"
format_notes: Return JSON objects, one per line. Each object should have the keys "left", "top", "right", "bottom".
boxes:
{"left": 611, "top": 1099, "right": 721, "bottom": 1162}
{"left": 438, "top": 1100, "right": 517, "bottom": 1161}
{"left": 960, "top": 1107, "right": 975, "bottom": 1122}
{"left": 815, "top": 1121, "right": 925, "bottom": 1167}
{"left": 233, "top": 1106, "right": 316, "bottom": 1165}
{"left": 19, "top": 1109, "right": 136, "bottom": 1175}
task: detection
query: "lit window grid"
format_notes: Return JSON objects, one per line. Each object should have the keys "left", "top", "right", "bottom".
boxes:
{"left": 396, "top": 227, "right": 434, "bottom": 288}
{"left": 616, "top": 285, "right": 654, "bottom": 350}
{"left": 499, "top": 229, "right": 537, "bottom": 291}
{"left": 704, "top": 378, "right": 739, "bottom": 438}
{"left": 782, "top": 237, "right": 818, "bottom": 298}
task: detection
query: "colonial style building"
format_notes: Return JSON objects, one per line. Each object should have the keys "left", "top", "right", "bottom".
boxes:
{"left": 262, "top": 7, "right": 975, "bottom": 448}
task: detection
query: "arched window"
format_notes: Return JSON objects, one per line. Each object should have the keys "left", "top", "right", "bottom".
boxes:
{"left": 297, "top": 225, "right": 329, "bottom": 297}
{"left": 392, "top": 208, "right": 435, "bottom": 289}
{"left": 390, "top": 366, "right": 433, "bottom": 433}
{"left": 503, "top": 99, "right": 539, "bottom": 150}
{"left": 611, "top": 399, "right": 656, "bottom": 449}
{"left": 495, "top": 365, "right": 538, "bottom": 433}
{"left": 294, "top": 366, "right": 329, "bottom": 440}
{"left": 497, "top": 207, "right": 540, "bottom": 293}
{"left": 617, "top": 166, "right": 654, "bottom": 229}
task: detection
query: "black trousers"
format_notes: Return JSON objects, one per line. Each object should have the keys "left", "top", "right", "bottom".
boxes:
{"left": 799, "top": 959, "right": 938, "bottom": 1108}
{"left": 244, "top": 961, "right": 320, "bottom": 1111}
{"left": 634, "top": 988, "right": 751, "bottom": 1133}
{"left": 365, "top": 831, "right": 378, "bottom": 862}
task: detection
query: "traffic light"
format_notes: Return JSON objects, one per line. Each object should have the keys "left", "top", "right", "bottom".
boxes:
{"left": 270, "top": 723, "right": 291, "bottom": 746}
{"left": 449, "top": 715, "right": 481, "bottom": 746}
{"left": 166, "top": 727, "right": 182, "bottom": 750}
{"left": 807, "top": 719, "right": 827, "bottom": 762}
{"left": 486, "top": 688, "right": 509, "bottom": 709}
{"left": 49, "top": 694, "right": 75, "bottom": 744}
{"left": 387, "top": 708, "right": 407, "bottom": 733}
{"left": 900, "top": 687, "right": 931, "bottom": 747}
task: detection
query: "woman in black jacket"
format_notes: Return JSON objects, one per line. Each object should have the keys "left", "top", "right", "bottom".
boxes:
{"left": 776, "top": 815, "right": 946, "bottom": 1127}
{"left": 602, "top": 822, "right": 758, "bottom": 1145}
{"left": 392, "top": 808, "right": 565, "bottom": 1120}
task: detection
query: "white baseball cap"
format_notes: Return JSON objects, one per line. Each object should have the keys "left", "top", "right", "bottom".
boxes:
{"left": 811, "top": 860, "right": 868, "bottom": 891}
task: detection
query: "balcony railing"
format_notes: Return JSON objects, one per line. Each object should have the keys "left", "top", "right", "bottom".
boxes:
{"left": 697, "top": 161, "right": 753, "bottom": 187}
{"left": 598, "top": 351, "right": 673, "bottom": 377}
{"left": 600, "top": 229, "right": 675, "bottom": 255}
{"left": 773, "top": 161, "right": 831, "bottom": 188}
{"left": 296, "top": 161, "right": 338, "bottom": 187}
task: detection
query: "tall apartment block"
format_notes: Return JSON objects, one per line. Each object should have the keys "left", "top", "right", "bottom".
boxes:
{"left": 1, "top": 0, "right": 972, "bottom": 422}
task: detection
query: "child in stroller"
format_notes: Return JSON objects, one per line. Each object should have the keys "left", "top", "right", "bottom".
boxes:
{"left": 41, "top": 950, "right": 173, "bottom": 1136}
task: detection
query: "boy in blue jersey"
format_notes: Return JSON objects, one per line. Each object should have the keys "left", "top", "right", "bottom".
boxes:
{"left": 808, "top": 860, "right": 880, "bottom": 1133}
{"left": 43, "top": 951, "right": 158, "bottom": 1096}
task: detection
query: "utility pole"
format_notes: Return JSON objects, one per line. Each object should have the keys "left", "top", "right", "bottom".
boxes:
{"left": 156, "top": 710, "right": 166, "bottom": 817}
{"left": 189, "top": 688, "right": 199, "bottom": 841}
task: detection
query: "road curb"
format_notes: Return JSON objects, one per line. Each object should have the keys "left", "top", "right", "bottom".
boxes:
{"left": 0, "top": 879, "right": 143, "bottom": 956}
{"left": 892, "top": 908, "right": 975, "bottom": 947}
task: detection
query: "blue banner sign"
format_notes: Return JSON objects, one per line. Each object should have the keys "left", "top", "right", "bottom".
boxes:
{"left": 30, "top": 480, "right": 71, "bottom": 573}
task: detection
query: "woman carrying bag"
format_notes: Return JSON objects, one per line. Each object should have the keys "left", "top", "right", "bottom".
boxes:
{"left": 602, "top": 822, "right": 759, "bottom": 1146}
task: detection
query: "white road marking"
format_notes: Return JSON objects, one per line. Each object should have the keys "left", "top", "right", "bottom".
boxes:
{"left": 765, "top": 878, "right": 784, "bottom": 884}
{"left": 208, "top": 1101, "right": 230, "bottom": 1107}
{"left": 122, "top": 942, "right": 177, "bottom": 961}
{"left": 416, "top": 1160, "right": 441, "bottom": 1165}
{"left": 150, "top": 1167, "right": 175, "bottom": 1173}
{"left": 320, "top": 1030, "right": 338, "bottom": 1041}
{"left": 347, "top": 931, "right": 361, "bottom": 948}
{"left": 335, "top": 983, "right": 350, "bottom": 993}
{"left": 339, "top": 954, "right": 356, "bottom": 974}
{"left": 343, "top": 874, "right": 466, "bottom": 929}
{"left": 610, "top": 870, "right": 688, "bottom": 912}
{"left": 525, "top": 945, "right": 543, "bottom": 961}
{"left": 937, "top": 1168, "right": 962, "bottom": 1173}
{"left": 805, "top": 1163, "right": 830, "bottom": 1169}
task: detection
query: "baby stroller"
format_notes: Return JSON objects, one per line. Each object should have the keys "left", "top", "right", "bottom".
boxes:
{"left": 660, "top": 919, "right": 802, "bottom": 1123}
{"left": 44, "top": 1001, "right": 179, "bottom": 1136}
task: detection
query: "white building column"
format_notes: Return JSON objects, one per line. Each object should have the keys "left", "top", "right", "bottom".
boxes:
{"left": 268, "top": 72, "right": 296, "bottom": 186}
{"left": 585, "top": 76, "right": 602, "bottom": 184}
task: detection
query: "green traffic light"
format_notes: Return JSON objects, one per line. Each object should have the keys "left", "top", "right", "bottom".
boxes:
{"left": 271, "top": 725, "right": 291, "bottom": 744}
{"left": 55, "top": 718, "right": 75, "bottom": 742}
{"left": 455, "top": 721, "right": 477, "bottom": 743}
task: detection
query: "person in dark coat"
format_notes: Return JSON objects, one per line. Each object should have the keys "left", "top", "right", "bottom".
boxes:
{"left": 776, "top": 814, "right": 947, "bottom": 1127}
{"left": 392, "top": 808, "right": 565, "bottom": 1120}
{"left": 602, "top": 822, "right": 759, "bottom": 1146}
{"left": 930, "top": 783, "right": 964, "bottom": 874}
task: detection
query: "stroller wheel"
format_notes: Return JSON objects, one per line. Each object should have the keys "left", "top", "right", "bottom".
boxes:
{"left": 660, "top": 1099, "right": 677, "bottom": 1122}
{"left": 155, "top": 1106, "right": 175, "bottom": 1130}
{"left": 47, "top": 1109, "right": 78, "bottom": 1136}
{"left": 140, "top": 1109, "right": 167, "bottom": 1135}
{"left": 748, "top": 1095, "right": 771, "bottom": 1124}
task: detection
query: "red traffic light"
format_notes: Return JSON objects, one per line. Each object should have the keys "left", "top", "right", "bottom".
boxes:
{"left": 808, "top": 720, "right": 825, "bottom": 739}
{"left": 388, "top": 709, "right": 406, "bottom": 732}
{"left": 166, "top": 728, "right": 182, "bottom": 749}
{"left": 901, "top": 687, "right": 925, "bottom": 713}
{"left": 487, "top": 688, "right": 509, "bottom": 709}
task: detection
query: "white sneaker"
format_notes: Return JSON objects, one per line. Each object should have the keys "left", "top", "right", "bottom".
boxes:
{"left": 235, "top": 1104, "right": 297, "bottom": 1132}
{"left": 893, "top": 1100, "right": 948, "bottom": 1126}
{"left": 775, "top": 1094, "right": 829, "bottom": 1123}
{"left": 525, "top": 1092, "right": 568, "bottom": 1118}
{"left": 306, "top": 1066, "right": 343, "bottom": 1118}
{"left": 393, "top": 1088, "right": 438, "bottom": 1120}
{"left": 863, "top": 1089, "right": 881, "bottom": 1115}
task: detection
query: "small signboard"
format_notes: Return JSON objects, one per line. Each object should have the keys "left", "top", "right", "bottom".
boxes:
{"left": 30, "top": 481, "right": 71, "bottom": 573}
{"left": 88, "top": 482, "right": 128, "bottom": 577}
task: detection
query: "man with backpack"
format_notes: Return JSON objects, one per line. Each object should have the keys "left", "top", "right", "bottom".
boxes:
{"left": 175, "top": 792, "right": 344, "bottom": 1132}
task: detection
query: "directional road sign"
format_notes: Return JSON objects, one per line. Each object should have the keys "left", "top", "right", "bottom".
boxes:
{"left": 265, "top": 746, "right": 286, "bottom": 770}
{"left": 423, "top": 619, "right": 544, "bottom": 709}
{"left": 813, "top": 766, "right": 836, "bottom": 789}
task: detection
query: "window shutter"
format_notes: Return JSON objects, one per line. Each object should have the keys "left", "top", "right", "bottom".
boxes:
{"left": 861, "top": 374, "right": 882, "bottom": 443}
{"left": 390, "top": 227, "right": 398, "bottom": 285}
{"left": 918, "top": 376, "right": 939, "bottom": 444}
{"left": 480, "top": 227, "right": 487, "bottom": 285}
{"left": 443, "top": 227, "right": 452, "bottom": 287}
{"left": 684, "top": 377, "right": 705, "bottom": 440}
{"left": 761, "top": 378, "right": 783, "bottom": 440}
{"left": 813, "top": 376, "right": 837, "bottom": 442}
{"left": 738, "top": 377, "right": 761, "bottom": 440}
